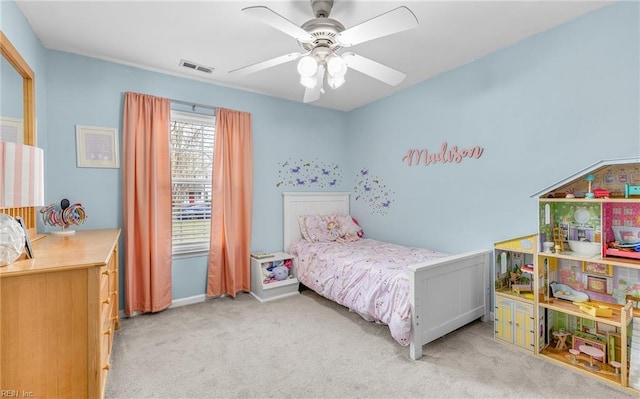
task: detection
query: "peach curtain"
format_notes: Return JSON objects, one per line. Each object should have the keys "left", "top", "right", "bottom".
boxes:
{"left": 207, "top": 108, "right": 253, "bottom": 297}
{"left": 123, "top": 92, "right": 172, "bottom": 315}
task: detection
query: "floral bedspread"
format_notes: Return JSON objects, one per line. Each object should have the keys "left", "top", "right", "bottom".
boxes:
{"left": 289, "top": 238, "right": 448, "bottom": 346}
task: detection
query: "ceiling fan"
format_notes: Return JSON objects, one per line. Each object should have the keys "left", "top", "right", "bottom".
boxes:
{"left": 229, "top": 0, "right": 419, "bottom": 103}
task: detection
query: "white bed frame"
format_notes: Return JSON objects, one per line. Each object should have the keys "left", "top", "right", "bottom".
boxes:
{"left": 283, "top": 192, "right": 491, "bottom": 360}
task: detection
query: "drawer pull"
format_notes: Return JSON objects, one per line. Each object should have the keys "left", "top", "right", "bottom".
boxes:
{"left": 104, "top": 328, "right": 112, "bottom": 336}
{"left": 102, "top": 270, "right": 110, "bottom": 276}
{"left": 111, "top": 290, "right": 118, "bottom": 296}
{"left": 103, "top": 363, "right": 110, "bottom": 371}
{"left": 102, "top": 298, "right": 110, "bottom": 305}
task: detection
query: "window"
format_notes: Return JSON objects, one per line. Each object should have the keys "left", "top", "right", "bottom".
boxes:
{"left": 170, "top": 110, "right": 215, "bottom": 254}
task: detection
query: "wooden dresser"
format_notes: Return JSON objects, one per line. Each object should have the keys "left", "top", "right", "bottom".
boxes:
{"left": 0, "top": 229, "right": 121, "bottom": 399}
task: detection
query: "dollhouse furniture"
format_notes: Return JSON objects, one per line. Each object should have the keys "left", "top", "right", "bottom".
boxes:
{"left": 572, "top": 334, "right": 606, "bottom": 363}
{"left": 553, "top": 331, "right": 570, "bottom": 349}
{"left": 283, "top": 192, "right": 491, "bottom": 360}
{"left": 626, "top": 294, "right": 640, "bottom": 308}
{"left": 552, "top": 227, "right": 565, "bottom": 252}
{"left": 593, "top": 187, "right": 610, "bottom": 198}
{"left": 584, "top": 174, "right": 595, "bottom": 199}
{"left": 569, "top": 348, "right": 581, "bottom": 364}
{"left": 580, "top": 345, "right": 604, "bottom": 371}
{"left": 492, "top": 158, "right": 640, "bottom": 395}
{"left": 611, "top": 360, "right": 622, "bottom": 376}
{"left": 0, "top": 229, "right": 120, "bottom": 399}
{"left": 625, "top": 183, "right": 640, "bottom": 198}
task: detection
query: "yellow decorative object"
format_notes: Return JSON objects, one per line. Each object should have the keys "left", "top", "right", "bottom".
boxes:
{"left": 573, "top": 302, "right": 613, "bottom": 317}
{"left": 552, "top": 227, "right": 564, "bottom": 252}
{"left": 494, "top": 234, "right": 536, "bottom": 253}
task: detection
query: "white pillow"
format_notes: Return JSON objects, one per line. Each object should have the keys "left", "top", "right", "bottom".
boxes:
{"left": 298, "top": 215, "right": 311, "bottom": 241}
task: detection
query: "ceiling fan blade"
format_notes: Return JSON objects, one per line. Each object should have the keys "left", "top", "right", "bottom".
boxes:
{"left": 342, "top": 52, "right": 406, "bottom": 86}
{"left": 242, "top": 6, "right": 314, "bottom": 43}
{"left": 303, "top": 65, "right": 325, "bottom": 103}
{"left": 229, "top": 53, "right": 302, "bottom": 76}
{"left": 336, "top": 6, "right": 418, "bottom": 47}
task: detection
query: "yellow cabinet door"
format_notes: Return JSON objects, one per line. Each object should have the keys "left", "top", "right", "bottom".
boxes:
{"left": 514, "top": 301, "right": 534, "bottom": 351}
{"left": 495, "top": 296, "right": 514, "bottom": 343}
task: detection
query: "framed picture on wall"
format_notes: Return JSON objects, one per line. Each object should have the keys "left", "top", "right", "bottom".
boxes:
{"left": 0, "top": 116, "right": 24, "bottom": 143}
{"left": 582, "top": 262, "right": 613, "bottom": 276}
{"left": 76, "top": 125, "right": 119, "bottom": 168}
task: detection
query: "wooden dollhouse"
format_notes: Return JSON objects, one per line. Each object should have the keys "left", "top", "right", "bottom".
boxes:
{"left": 495, "top": 157, "right": 640, "bottom": 396}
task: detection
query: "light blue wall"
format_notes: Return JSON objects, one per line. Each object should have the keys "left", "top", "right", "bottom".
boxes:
{"left": 3, "top": 1, "right": 639, "bottom": 308}
{"left": 4, "top": 0, "right": 349, "bottom": 306}
{"left": 44, "top": 51, "right": 349, "bottom": 304}
{"left": 347, "top": 1, "right": 639, "bottom": 254}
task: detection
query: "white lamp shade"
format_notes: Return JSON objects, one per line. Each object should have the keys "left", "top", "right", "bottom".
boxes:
{"left": 300, "top": 75, "right": 318, "bottom": 90}
{"left": 327, "top": 73, "right": 345, "bottom": 89}
{"left": 0, "top": 141, "right": 45, "bottom": 207}
{"left": 297, "top": 55, "right": 318, "bottom": 77}
{"left": 327, "top": 55, "right": 347, "bottom": 77}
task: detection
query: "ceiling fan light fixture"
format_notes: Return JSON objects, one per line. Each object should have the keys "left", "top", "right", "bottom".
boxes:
{"left": 326, "top": 54, "right": 347, "bottom": 78}
{"left": 237, "top": 1, "right": 419, "bottom": 101}
{"left": 300, "top": 75, "right": 318, "bottom": 90}
{"left": 297, "top": 55, "right": 318, "bottom": 77}
{"left": 327, "top": 73, "right": 345, "bottom": 90}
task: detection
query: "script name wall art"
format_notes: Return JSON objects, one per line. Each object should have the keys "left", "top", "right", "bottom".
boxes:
{"left": 403, "top": 142, "right": 484, "bottom": 167}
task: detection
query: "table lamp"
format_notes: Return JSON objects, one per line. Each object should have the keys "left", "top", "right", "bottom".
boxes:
{"left": 0, "top": 141, "right": 45, "bottom": 265}
{"left": 1, "top": 141, "right": 44, "bottom": 207}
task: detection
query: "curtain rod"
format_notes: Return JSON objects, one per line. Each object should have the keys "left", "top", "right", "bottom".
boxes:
{"left": 169, "top": 98, "right": 216, "bottom": 111}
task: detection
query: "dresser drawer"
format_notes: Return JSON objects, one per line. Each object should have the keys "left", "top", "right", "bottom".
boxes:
{"left": 100, "top": 266, "right": 110, "bottom": 299}
{"left": 99, "top": 327, "right": 112, "bottom": 397}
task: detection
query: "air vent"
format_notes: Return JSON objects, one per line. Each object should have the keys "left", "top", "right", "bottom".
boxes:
{"left": 179, "top": 59, "right": 214, "bottom": 74}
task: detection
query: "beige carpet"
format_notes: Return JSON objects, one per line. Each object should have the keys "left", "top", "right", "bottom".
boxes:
{"left": 106, "top": 290, "right": 634, "bottom": 399}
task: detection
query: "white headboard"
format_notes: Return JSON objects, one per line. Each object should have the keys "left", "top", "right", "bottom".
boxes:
{"left": 282, "top": 192, "right": 350, "bottom": 252}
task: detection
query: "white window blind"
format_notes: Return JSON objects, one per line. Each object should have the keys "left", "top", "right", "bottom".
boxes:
{"left": 170, "top": 110, "right": 215, "bottom": 254}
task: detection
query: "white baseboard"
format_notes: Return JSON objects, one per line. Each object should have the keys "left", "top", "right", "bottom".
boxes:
{"left": 170, "top": 294, "right": 207, "bottom": 308}
{"left": 119, "top": 294, "right": 208, "bottom": 319}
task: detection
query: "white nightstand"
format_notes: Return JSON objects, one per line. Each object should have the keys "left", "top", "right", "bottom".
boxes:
{"left": 250, "top": 252, "right": 299, "bottom": 302}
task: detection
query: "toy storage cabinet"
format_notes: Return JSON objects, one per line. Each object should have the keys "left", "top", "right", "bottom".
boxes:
{"left": 493, "top": 234, "right": 538, "bottom": 353}
{"left": 250, "top": 252, "right": 299, "bottom": 302}
{"left": 530, "top": 159, "right": 640, "bottom": 395}
{"left": 495, "top": 296, "right": 535, "bottom": 351}
{"left": 0, "top": 229, "right": 120, "bottom": 399}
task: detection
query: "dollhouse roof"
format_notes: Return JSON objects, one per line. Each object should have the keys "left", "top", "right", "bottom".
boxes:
{"left": 531, "top": 157, "right": 640, "bottom": 198}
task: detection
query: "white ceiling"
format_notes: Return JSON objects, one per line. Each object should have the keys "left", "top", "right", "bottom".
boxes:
{"left": 16, "top": 0, "right": 613, "bottom": 112}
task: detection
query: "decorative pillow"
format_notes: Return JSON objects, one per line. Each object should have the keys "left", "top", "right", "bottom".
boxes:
{"left": 298, "top": 215, "right": 311, "bottom": 241}
{"left": 301, "top": 214, "right": 342, "bottom": 242}
{"left": 339, "top": 214, "right": 362, "bottom": 237}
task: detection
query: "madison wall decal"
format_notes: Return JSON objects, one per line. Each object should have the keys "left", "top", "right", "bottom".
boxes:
{"left": 403, "top": 142, "right": 484, "bottom": 166}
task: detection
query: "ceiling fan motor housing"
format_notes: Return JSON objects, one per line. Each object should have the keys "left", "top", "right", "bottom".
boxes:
{"left": 311, "top": 0, "right": 334, "bottom": 18}
{"left": 299, "top": 18, "right": 345, "bottom": 52}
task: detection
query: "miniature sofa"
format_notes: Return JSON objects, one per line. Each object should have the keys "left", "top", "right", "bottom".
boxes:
{"left": 550, "top": 282, "right": 589, "bottom": 302}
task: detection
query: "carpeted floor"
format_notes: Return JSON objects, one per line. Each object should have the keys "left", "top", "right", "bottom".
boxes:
{"left": 106, "top": 290, "right": 635, "bottom": 399}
